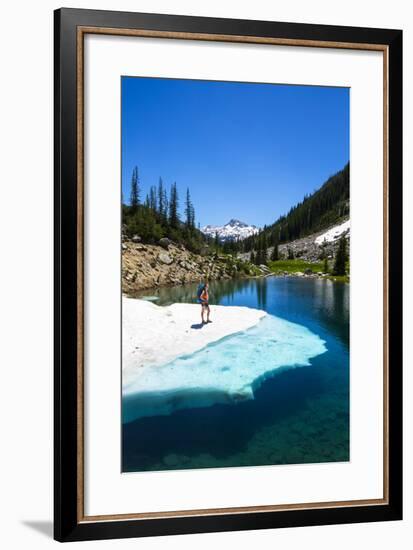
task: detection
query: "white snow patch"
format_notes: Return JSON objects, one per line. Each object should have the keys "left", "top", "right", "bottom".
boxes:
{"left": 122, "top": 298, "right": 326, "bottom": 422}
{"left": 315, "top": 220, "right": 350, "bottom": 246}
{"left": 122, "top": 298, "right": 266, "bottom": 391}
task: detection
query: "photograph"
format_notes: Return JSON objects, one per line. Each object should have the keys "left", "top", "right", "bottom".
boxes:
{"left": 121, "top": 76, "right": 350, "bottom": 473}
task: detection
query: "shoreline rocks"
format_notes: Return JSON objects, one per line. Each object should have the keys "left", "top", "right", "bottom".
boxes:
{"left": 122, "top": 239, "right": 258, "bottom": 293}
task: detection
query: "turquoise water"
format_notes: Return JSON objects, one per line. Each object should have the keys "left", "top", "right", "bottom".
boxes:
{"left": 122, "top": 276, "right": 349, "bottom": 472}
{"left": 122, "top": 315, "right": 327, "bottom": 423}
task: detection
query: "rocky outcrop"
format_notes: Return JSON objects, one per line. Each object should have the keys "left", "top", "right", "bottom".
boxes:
{"left": 122, "top": 239, "right": 258, "bottom": 293}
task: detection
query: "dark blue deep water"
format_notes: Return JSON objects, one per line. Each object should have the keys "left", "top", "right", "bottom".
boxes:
{"left": 122, "top": 276, "right": 349, "bottom": 472}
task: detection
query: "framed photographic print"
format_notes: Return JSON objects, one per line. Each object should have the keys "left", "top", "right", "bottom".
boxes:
{"left": 54, "top": 8, "right": 403, "bottom": 542}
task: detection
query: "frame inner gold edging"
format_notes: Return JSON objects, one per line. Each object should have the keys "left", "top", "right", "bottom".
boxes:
{"left": 76, "top": 26, "right": 389, "bottom": 523}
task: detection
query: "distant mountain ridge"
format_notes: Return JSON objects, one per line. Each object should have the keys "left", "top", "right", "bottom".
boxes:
{"left": 202, "top": 219, "right": 259, "bottom": 242}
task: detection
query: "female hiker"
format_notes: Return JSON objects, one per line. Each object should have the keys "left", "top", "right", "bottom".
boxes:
{"left": 197, "top": 281, "right": 212, "bottom": 324}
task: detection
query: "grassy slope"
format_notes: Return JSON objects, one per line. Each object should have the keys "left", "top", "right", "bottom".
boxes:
{"left": 268, "top": 259, "right": 350, "bottom": 283}
{"left": 268, "top": 259, "right": 324, "bottom": 273}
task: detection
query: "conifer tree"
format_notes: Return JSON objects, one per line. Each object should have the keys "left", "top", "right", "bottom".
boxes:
{"left": 323, "top": 256, "right": 329, "bottom": 274}
{"left": 255, "top": 233, "right": 266, "bottom": 265}
{"left": 158, "top": 177, "right": 166, "bottom": 219}
{"left": 149, "top": 186, "right": 157, "bottom": 211}
{"left": 261, "top": 233, "right": 268, "bottom": 265}
{"left": 255, "top": 249, "right": 261, "bottom": 265}
{"left": 214, "top": 232, "right": 220, "bottom": 250}
{"left": 169, "top": 182, "right": 180, "bottom": 228}
{"left": 250, "top": 251, "right": 255, "bottom": 264}
{"left": 130, "top": 166, "right": 140, "bottom": 211}
{"left": 333, "top": 235, "right": 347, "bottom": 275}
{"left": 270, "top": 237, "right": 279, "bottom": 262}
{"left": 185, "top": 188, "right": 195, "bottom": 230}
{"left": 190, "top": 204, "right": 195, "bottom": 229}
{"left": 320, "top": 238, "right": 327, "bottom": 260}
{"left": 162, "top": 187, "right": 168, "bottom": 222}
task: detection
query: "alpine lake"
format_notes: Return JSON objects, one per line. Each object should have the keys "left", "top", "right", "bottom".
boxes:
{"left": 122, "top": 275, "right": 349, "bottom": 473}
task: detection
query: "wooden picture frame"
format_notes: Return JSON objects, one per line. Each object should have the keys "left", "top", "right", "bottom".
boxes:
{"left": 54, "top": 7, "right": 402, "bottom": 542}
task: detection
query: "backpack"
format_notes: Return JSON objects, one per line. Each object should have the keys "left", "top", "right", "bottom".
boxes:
{"left": 197, "top": 284, "right": 205, "bottom": 301}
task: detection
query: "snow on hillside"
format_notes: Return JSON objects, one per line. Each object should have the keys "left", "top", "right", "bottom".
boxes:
{"left": 315, "top": 220, "right": 350, "bottom": 245}
{"left": 202, "top": 219, "right": 259, "bottom": 242}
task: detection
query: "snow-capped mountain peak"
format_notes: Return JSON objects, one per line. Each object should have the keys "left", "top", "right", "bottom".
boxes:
{"left": 226, "top": 219, "right": 248, "bottom": 228}
{"left": 202, "top": 219, "right": 259, "bottom": 242}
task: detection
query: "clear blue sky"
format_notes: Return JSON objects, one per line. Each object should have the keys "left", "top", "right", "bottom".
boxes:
{"left": 121, "top": 77, "right": 349, "bottom": 228}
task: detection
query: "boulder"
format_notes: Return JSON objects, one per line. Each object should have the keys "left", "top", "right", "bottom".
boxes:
{"left": 131, "top": 234, "right": 141, "bottom": 243}
{"left": 159, "top": 237, "right": 172, "bottom": 250}
{"left": 158, "top": 252, "right": 173, "bottom": 265}
{"left": 304, "top": 268, "right": 313, "bottom": 275}
{"left": 179, "top": 260, "right": 191, "bottom": 270}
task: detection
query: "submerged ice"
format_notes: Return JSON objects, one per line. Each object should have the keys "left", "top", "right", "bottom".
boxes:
{"left": 122, "top": 314, "right": 327, "bottom": 423}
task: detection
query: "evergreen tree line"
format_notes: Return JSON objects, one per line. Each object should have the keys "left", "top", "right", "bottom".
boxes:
{"left": 123, "top": 166, "right": 204, "bottom": 252}
{"left": 237, "top": 163, "right": 350, "bottom": 255}
{"left": 250, "top": 232, "right": 269, "bottom": 265}
{"left": 320, "top": 235, "right": 348, "bottom": 276}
